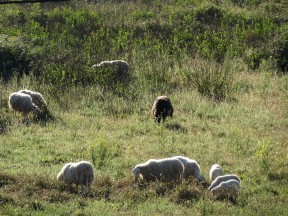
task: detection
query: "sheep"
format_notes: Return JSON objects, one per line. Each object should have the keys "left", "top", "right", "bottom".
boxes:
{"left": 152, "top": 96, "right": 174, "bottom": 123}
{"left": 18, "top": 89, "right": 47, "bottom": 110}
{"left": 172, "top": 156, "right": 206, "bottom": 183}
{"left": 210, "top": 179, "right": 241, "bottom": 203}
{"left": 132, "top": 158, "right": 184, "bottom": 183}
{"left": 91, "top": 60, "right": 129, "bottom": 83}
{"left": 208, "top": 174, "right": 241, "bottom": 191}
{"left": 8, "top": 92, "right": 39, "bottom": 117}
{"left": 57, "top": 161, "right": 95, "bottom": 193}
{"left": 209, "top": 164, "right": 223, "bottom": 181}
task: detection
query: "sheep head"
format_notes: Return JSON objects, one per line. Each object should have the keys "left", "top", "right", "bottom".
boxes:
{"left": 133, "top": 167, "right": 141, "bottom": 182}
{"left": 57, "top": 163, "right": 72, "bottom": 181}
{"left": 57, "top": 172, "right": 65, "bottom": 181}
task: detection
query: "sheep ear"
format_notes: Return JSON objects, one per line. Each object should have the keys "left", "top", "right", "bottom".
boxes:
{"left": 137, "top": 167, "right": 142, "bottom": 174}
{"left": 133, "top": 167, "right": 141, "bottom": 176}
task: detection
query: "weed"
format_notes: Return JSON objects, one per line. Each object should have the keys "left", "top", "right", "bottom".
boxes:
{"left": 173, "top": 184, "right": 202, "bottom": 205}
{"left": 256, "top": 139, "right": 272, "bottom": 175}
{"left": 29, "top": 200, "right": 44, "bottom": 211}
{"left": 0, "top": 173, "right": 16, "bottom": 187}
{"left": 190, "top": 60, "right": 234, "bottom": 101}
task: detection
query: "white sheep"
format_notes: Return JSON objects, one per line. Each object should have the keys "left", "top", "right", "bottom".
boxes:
{"left": 209, "top": 164, "right": 223, "bottom": 181}
{"left": 91, "top": 60, "right": 129, "bottom": 83}
{"left": 210, "top": 179, "right": 241, "bottom": 201}
{"left": 152, "top": 96, "right": 174, "bottom": 123}
{"left": 8, "top": 92, "right": 39, "bottom": 117}
{"left": 208, "top": 174, "right": 241, "bottom": 190}
{"left": 18, "top": 89, "right": 47, "bottom": 110}
{"left": 172, "top": 156, "right": 206, "bottom": 183}
{"left": 57, "top": 161, "right": 95, "bottom": 193}
{"left": 132, "top": 158, "right": 184, "bottom": 183}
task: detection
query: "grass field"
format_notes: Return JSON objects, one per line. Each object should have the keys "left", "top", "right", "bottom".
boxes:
{"left": 1, "top": 71, "right": 288, "bottom": 215}
{"left": 1, "top": 0, "right": 288, "bottom": 215}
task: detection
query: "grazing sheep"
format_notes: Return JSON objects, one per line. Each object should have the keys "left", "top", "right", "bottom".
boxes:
{"left": 57, "top": 161, "right": 95, "bottom": 193}
{"left": 132, "top": 158, "right": 184, "bottom": 183}
{"left": 208, "top": 174, "right": 241, "bottom": 190}
{"left": 210, "top": 179, "right": 241, "bottom": 202}
{"left": 91, "top": 60, "right": 129, "bottom": 83}
{"left": 18, "top": 89, "right": 47, "bottom": 110}
{"left": 8, "top": 92, "right": 39, "bottom": 117}
{"left": 209, "top": 164, "right": 223, "bottom": 181}
{"left": 152, "top": 96, "right": 174, "bottom": 123}
{"left": 172, "top": 156, "right": 206, "bottom": 183}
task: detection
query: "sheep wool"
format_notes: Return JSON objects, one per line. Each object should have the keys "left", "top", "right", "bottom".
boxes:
{"left": 133, "top": 158, "right": 184, "bottom": 182}
{"left": 211, "top": 179, "right": 241, "bottom": 199}
{"left": 19, "top": 89, "right": 47, "bottom": 110}
{"left": 91, "top": 60, "right": 129, "bottom": 82}
{"left": 57, "top": 161, "right": 95, "bottom": 192}
{"left": 208, "top": 174, "right": 241, "bottom": 190}
{"left": 209, "top": 164, "right": 223, "bottom": 181}
{"left": 8, "top": 92, "right": 39, "bottom": 116}
{"left": 152, "top": 96, "right": 174, "bottom": 123}
{"left": 173, "top": 156, "right": 205, "bottom": 182}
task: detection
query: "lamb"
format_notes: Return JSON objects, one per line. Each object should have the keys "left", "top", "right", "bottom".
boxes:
{"left": 172, "top": 156, "right": 206, "bottom": 183}
{"left": 209, "top": 164, "right": 223, "bottom": 181}
{"left": 57, "top": 161, "right": 95, "bottom": 193}
{"left": 132, "top": 158, "right": 184, "bottom": 183}
{"left": 210, "top": 179, "right": 241, "bottom": 202}
{"left": 152, "top": 96, "right": 174, "bottom": 123}
{"left": 208, "top": 174, "right": 241, "bottom": 190}
{"left": 18, "top": 89, "right": 47, "bottom": 110}
{"left": 91, "top": 60, "right": 129, "bottom": 83}
{"left": 8, "top": 92, "right": 39, "bottom": 117}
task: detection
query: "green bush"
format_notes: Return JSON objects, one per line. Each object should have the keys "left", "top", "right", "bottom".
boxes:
{"left": 189, "top": 60, "right": 234, "bottom": 101}
{"left": 0, "top": 35, "right": 35, "bottom": 81}
{"left": 273, "top": 30, "right": 288, "bottom": 72}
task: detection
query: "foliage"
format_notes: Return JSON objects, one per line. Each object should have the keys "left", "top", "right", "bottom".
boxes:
{"left": 0, "top": 35, "right": 35, "bottom": 82}
{"left": 0, "top": 0, "right": 287, "bottom": 87}
{"left": 272, "top": 29, "right": 288, "bottom": 72}
{"left": 188, "top": 59, "right": 234, "bottom": 100}
{"left": 256, "top": 139, "right": 272, "bottom": 175}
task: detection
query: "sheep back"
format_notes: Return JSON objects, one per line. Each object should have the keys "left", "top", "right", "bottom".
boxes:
{"left": 173, "top": 156, "right": 205, "bottom": 182}
{"left": 152, "top": 96, "right": 174, "bottom": 123}
{"left": 92, "top": 60, "right": 129, "bottom": 83}
{"left": 57, "top": 161, "right": 94, "bottom": 186}
{"left": 8, "top": 92, "right": 38, "bottom": 115}
{"left": 208, "top": 174, "right": 241, "bottom": 191}
{"left": 209, "top": 164, "right": 223, "bottom": 181}
{"left": 134, "top": 158, "right": 184, "bottom": 182}
{"left": 211, "top": 179, "right": 240, "bottom": 198}
{"left": 19, "top": 89, "right": 47, "bottom": 110}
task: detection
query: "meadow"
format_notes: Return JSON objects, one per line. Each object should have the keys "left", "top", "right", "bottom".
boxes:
{"left": 0, "top": 0, "right": 288, "bottom": 215}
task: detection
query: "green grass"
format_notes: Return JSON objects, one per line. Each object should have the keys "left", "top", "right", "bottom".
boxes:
{"left": 1, "top": 0, "right": 288, "bottom": 215}
{"left": 1, "top": 70, "right": 288, "bottom": 215}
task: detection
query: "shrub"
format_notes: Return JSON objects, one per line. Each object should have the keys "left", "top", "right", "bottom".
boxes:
{"left": 189, "top": 59, "right": 234, "bottom": 101}
{"left": 273, "top": 30, "right": 288, "bottom": 72}
{"left": 0, "top": 35, "right": 35, "bottom": 82}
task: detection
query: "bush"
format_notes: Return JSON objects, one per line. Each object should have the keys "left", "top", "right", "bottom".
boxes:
{"left": 189, "top": 60, "right": 234, "bottom": 101}
{"left": 0, "top": 35, "right": 35, "bottom": 82}
{"left": 273, "top": 30, "right": 288, "bottom": 72}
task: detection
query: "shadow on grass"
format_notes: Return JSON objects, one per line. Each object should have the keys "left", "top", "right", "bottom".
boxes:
{"left": 0, "top": 118, "right": 10, "bottom": 135}
{"left": 268, "top": 172, "right": 288, "bottom": 181}
{"left": 0, "top": 173, "right": 16, "bottom": 187}
{"left": 165, "top": 122, "right": 188, "bottom": 133}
